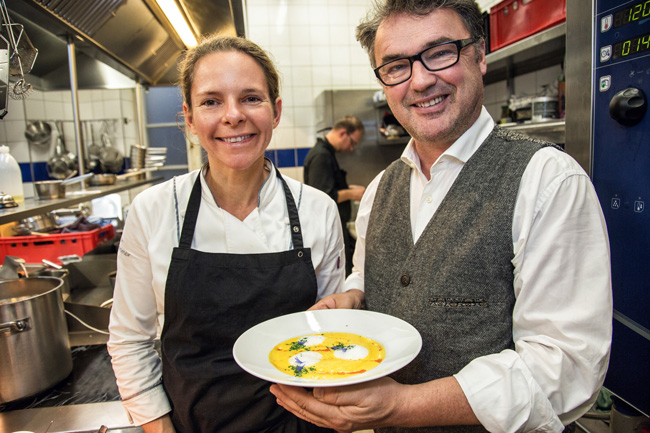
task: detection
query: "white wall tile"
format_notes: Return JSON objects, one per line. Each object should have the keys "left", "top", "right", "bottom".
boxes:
{"left": 331, "top": 65, "right": 351, "bottom": 87}
{"left": 287, "top": 6, "right": 310, "bottom": 25}
{"left": 248, "top": 5, "right": 270, "bottom": 26}
{"left": 331, "top": 46, "right": 352, "bottom": 66}
{"left": 289, "top": 26, "right": 311, "bottom": 47}
{"left": 294, "top": 127, "right": 314, "bottom": 149}
{"left": 309, "top": 5, "right": 330, "bottom": 26}
{"left": 311, "top": 67, "right": 332, "bottom": 89}
{"left": 4, "top": 120, "right": 25, "bottom": 142}
{"left": 24, "top": 98, "right": 45, "bottom": 120}
{"left": 291, "top": 45, "right": 312, "bottom": 66}
{"left": 3, "top": 98, "right": 25, "bottom": 121}
{"left": 290, "top": 66, "right": 313, "bottom": 87}
{"left": 311, "top": 46, "right": 332, "bottom": 66}
{"left": 293, "top": 106, "right": 315, "bottom": 128}
{"left": 270, "top": 127, "right": 295, "bottom": 150}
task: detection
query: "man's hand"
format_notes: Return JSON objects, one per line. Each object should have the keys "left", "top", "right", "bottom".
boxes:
{"left": 270, "top": 377, "right": 403, "bottom": 432}
{"left": 309, "top": 289, "right": 365, "bottom": 310}
{"left": 142, "top": 414, "right": 176, "bottom": 433}
{"left": 348, "top": 185, "right": 366, "bottom": 202}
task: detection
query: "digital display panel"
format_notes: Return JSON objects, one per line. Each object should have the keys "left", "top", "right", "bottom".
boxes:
{"left": 613, "top": 0, "right": 650, "bottom": 28}
{"left": 612, "top": 31, "right": 650, "bottom": 59}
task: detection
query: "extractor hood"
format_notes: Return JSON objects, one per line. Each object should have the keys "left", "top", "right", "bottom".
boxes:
{"left": 5, "top": 0, "right": 245, "bottom": 89}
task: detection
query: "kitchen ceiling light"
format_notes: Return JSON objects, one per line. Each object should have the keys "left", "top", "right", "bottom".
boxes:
{"left": 156, "top": 0, "right": 197, "bottom": 48}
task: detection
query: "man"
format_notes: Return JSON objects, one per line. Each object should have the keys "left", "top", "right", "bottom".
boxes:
{"left": 271, "top": 1, "right": 613, "bottom": 432}
{"left": 304, "top": 116, "right": 366, "bottom": 275}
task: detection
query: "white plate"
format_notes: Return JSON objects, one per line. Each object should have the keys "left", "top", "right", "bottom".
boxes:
{"left": 233, "top": 309, "right": 422, "bottom": 387}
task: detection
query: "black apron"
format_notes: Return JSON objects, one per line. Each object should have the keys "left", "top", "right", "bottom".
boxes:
{"left": 161, "top": 171, "right": 331, "bottom": 433}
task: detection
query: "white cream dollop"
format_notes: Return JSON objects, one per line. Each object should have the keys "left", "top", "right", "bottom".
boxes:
{"left": 289, "top": 351, "right": 323, "bottom": 367}
{"left": 332, "top": 344, "right": 369, "bottom": 360}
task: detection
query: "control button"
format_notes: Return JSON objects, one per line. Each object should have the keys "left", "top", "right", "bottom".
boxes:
{"left": 400, "top": 274, "right": 411, "bottom": 287}
{"left": 611, "top": 197, "right": 621, "bottom": 209}
{"left": 634, "top": 200, "right": 645, "bottom": 213}
{"left": 609, "top": 87, "right": 648, "bottom": 126}
{"left": 600, "top": 45, "right": 612, "bottom": 62}
{"left": 601, "top": 14, "right": 613, "bottom": 32}
{"left": 600, "top": 75, "right": 611, "bottom": 92}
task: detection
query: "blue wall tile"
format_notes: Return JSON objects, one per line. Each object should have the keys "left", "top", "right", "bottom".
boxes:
{"left": 296, "top": 148, "right": 310, "bottom": 166}
{"left": 264, "top": 150, "right": 277, "bottom": 166}
{"left": 276, "top": 149, "right": 296, "bottom": 168}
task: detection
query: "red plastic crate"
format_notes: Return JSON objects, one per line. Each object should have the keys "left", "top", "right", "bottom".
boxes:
{"left": 0, "top": 224, "right": 115, "bottom": 265}
{"left": 489, "top": 0, "right": 566, "bottom": 52}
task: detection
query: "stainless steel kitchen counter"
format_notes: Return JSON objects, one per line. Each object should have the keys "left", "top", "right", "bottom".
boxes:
{"left": 0, "top": 401, "right": 142, "bottom": 432}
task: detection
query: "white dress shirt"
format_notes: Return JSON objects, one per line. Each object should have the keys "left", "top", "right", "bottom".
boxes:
{"left": 108, "top": 162, "right": 345, "bottom": 425}
{"left": 345, "top": 108, "right": 613, "bottom": 432}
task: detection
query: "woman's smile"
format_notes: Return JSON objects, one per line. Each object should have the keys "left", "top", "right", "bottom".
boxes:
{"left": 183, "top": 50, "right": 282, "bottom": 174}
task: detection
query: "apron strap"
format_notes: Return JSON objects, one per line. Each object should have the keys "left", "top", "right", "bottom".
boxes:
{"left": 276, "top": 167, "right": 304, "bottom": 250}
{"left": 179, "top": 167, "right": 305, "bottom": 250}
{"left": 178, "top": 175, "right": 202, "bottom": 249}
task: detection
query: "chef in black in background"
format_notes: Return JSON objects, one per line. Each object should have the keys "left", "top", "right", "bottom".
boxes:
{"left": 303, "top": 116, "right": 366, "bottom": 275}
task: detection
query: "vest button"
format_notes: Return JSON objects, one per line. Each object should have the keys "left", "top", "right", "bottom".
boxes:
{"left": 400, "top": 274, "right": 410, "bottom": 286}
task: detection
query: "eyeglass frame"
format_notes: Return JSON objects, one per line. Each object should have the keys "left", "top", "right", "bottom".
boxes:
{"left": 373, "top": 38, "right": 478, "bottom": 86}
{"left": 347, "top": 132, "right": 359, "bottom": 148}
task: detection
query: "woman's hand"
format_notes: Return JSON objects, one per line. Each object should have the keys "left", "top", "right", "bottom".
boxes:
{"left": 309, "top": 289, "right": 365, "bottom": 310}
{"left": 142, "top": 414, "right": 176, "bottom": 433}
{"left": 270, "top": 377, "right": 403, "bottom": 432}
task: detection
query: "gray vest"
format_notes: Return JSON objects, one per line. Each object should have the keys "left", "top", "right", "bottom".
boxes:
{"left": 366, "top": 128, "right": 555, "bottom": 433}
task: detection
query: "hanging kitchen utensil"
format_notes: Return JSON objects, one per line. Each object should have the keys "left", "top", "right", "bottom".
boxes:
{"left": 24, "top": 120, "right": 52, "bottom": 147}
{"left": 0, "top": 0, "right": 37, "bottom": 100}
{"left": 0, "top": 33, "right": 8, "bottom": 119}
{"left": 86, "top": 121, "right": 101, "bottom": 171}
{"left": 99, "top": 131, "right": 124, "bottom": 173}
{"left": 46, "top": 121, "right": 77, "bottom": 179}
{"left": 46, "top": 139, "right": 71, "bottom": 180}
{"left": 58, "top": 121, "right": 77, "bottom": 168}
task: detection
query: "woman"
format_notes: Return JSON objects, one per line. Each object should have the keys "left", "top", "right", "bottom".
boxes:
{"left": 108, "top": 35, "right": 364, "bottom": 433}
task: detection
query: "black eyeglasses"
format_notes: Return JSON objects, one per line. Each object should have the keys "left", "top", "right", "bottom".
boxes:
{"left": 348, "top": 133, "right": 358, "bottom": 147}
{"left": 374, "top": 38, "right": 477, "bottom": 86}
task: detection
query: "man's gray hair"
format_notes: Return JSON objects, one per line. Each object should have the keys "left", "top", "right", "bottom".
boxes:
{"left": 356, "top": 0, "right": 485, "bottom": 68}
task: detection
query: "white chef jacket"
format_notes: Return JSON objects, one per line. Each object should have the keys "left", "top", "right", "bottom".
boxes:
{"left": 108, "top": 161, "right": 345, "bottom": 425}
{"left": 345, "top": 108, "right": 613, "bottom": 432}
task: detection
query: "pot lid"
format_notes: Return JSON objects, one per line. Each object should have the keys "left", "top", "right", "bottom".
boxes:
{"left": 0, "top": 192, "right": 18, "bottom": 208}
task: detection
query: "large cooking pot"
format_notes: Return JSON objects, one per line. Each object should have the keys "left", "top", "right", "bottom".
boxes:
{"left": 0, "top": 277, "right": 73, "bottom": 403}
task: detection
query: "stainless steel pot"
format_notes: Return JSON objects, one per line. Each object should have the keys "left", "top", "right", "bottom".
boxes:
{"left": 0, "top": 277, "right": 73, "bottom": 403}
{"left": 34, "top": 173, "right": 93, "bottom": 199}
{"left": 86, "top": 173, "right": 117, "bottom": 186}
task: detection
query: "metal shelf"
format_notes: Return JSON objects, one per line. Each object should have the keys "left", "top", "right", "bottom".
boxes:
{"left": 500, "top": 120, "right": 566, "bottom": 143}
{"left": 0, "top": 177, "right": 162, "bottom": 225}
{"left": 484, "top": 23, "right": 566, "bottom": 85}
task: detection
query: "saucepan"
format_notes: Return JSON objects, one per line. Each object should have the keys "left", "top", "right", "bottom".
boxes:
{"left": 34, "top": 173, "right": 93, "bottom": 200}
{"left": 85, "top": 168, "right": 156, "bottom": 187}
{"left": 24, "top": 120, "right": 52, "bottom": 147}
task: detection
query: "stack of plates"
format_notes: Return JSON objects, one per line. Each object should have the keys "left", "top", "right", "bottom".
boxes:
{"left": 130, "top": 145, "right": 167, "bottom": 169}
{"left": 145, "top": 147, "right": 167, "bottom": 168}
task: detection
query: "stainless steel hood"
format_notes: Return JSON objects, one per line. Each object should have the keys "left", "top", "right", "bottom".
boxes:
{"left": 6, "top": 0, "right": 245, "bottom": 89}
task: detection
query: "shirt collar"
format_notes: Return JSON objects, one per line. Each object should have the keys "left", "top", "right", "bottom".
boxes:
{"left": 320, "top": 137, "right": 336, "bottom": 153}
{"left": 200, "top": 158, "right": 276, "bottom": 209}
{"left": 400, "top": 106, "right": 495, "bottom": 175}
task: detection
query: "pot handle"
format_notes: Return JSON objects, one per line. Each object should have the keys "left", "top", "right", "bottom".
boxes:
{"left": 0, "top": 318, "right": 32, "bottom": 335}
